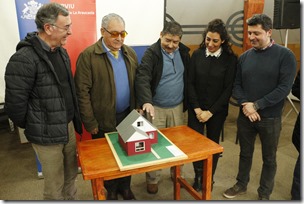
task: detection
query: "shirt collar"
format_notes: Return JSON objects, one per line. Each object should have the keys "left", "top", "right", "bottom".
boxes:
{"left": 161, "top": 47, "right": 179, "bottom": 59}
{"left": 205, "top": 47, "right": 222, "bottom": 58}
{"left": 254, "top": 39, "right": 275, "bottom": 51}
{"left": 37, "top": 35, "right": 59, "bottom": 52}
{"left": 101, "top": 38, "right": 121, "bottom": 53}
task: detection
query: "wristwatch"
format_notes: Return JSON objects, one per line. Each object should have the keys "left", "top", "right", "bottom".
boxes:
{"left": 253, "top": 102, "right": 259, "bottom": 111}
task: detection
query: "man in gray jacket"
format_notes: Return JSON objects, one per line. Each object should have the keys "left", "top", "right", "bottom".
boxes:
{"left": 5, "top": 3, "right": 82, "bottom": 200}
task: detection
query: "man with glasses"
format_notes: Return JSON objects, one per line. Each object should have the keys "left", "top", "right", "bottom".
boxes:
{"left": 51, "top": 23, "right": 72, "bottom": 32}
{"left": 74, "top": 13, "right": 137, "bottom": 200}
{"left": 5, "top": 3, "right": 82, "bottom": 200}
{"left": 135, "top": 21, "right": 190, "bottom": 194}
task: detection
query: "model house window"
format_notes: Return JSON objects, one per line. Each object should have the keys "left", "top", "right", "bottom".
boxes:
{"left": 137, "top": 121, "right": 143, "bottom": 127}
{"left": 148, "top": 132, "right": 154, "bottom": 139}
{"left": 135, "top": 141, "right": 145, "bottom": 152}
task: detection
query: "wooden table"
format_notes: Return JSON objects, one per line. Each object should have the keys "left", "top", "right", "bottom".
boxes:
{"left": 77, "top": 125, "right": 224, "bottom": 200}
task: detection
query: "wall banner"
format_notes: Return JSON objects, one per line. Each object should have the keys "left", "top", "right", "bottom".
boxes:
{"left": 14, "top": 0, "right": 97, "bottom": 74}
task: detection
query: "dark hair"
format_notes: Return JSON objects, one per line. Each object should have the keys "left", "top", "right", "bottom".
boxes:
{"left": 246, "top": 14, "right": 273, "bottom": 31}
{"left": 35, "top": 2, "right": 69, "bottom": 32}
{"left": 200, "top": 18, "right": 235, "bottom": 55}
{"left": 161, "top": 21, "right": 183, "bottom": 38}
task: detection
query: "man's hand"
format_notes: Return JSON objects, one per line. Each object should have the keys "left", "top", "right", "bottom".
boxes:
{"left": 143, "top": 103, "right": 155, "bottom": 120}
{"left": 242, "top": 102, "right": 256, "bottom": 117}
{"left": 242, "top": 102, "right": 261, "bottom": 122}
{"left": 247, "top": 112, "right": 261, "bottom": 122}
{"left": 136, "top": 108, "right": 144, "bottom": 115}
{"left": 90, "top": 127, "right": 98, "bottom": 134}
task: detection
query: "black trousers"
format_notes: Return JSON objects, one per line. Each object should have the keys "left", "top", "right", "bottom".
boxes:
{"left": 91, "top": 108, "right": 132, "bottom": 193}
{"left": 291, "top": 113, "right": 301, "bottom": 200}
{"left": 188, "top": 109, "right": 226, "bottom": 179}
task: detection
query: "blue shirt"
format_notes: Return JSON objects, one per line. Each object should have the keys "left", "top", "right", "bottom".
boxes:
{"left": 153, "top": 48, "right": 184, "bottom": 107}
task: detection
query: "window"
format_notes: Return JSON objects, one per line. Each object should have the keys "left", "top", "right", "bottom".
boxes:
{"left": 148, "top": 132, "right": 154, "bottom": 139}
{"left": 137, "top": 121, "right": 143, "bottom": 127}
{"left": 135, "top": 141, "right": 145, "bottom": 152}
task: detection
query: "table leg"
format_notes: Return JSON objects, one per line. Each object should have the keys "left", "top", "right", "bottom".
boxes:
{"left": 202, "top": 155, "right": 213, "bottom": 200}
{"left": 91, "top": 178, "right": 106, "bottom": 200}
{"left": 91, "top": 179, "right": 97, "bottom": 200}
{"left": 173, "top": 165, "right": 181, "bottom": 200}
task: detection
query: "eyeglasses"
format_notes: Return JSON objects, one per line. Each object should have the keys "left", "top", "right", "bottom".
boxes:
{"left": 103, "top": 27, "right": 128, "bottom": 38}
{"left": 52, "top": 24, "right": 72, "bottom": 31}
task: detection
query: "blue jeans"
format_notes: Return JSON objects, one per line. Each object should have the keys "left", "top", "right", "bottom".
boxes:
{"left": 236, "top": 112, "right": 281, "bottom": 199}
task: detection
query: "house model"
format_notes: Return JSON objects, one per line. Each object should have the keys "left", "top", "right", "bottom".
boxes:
{"left": 116, "top": 109, "right": 158, "bottom": 156}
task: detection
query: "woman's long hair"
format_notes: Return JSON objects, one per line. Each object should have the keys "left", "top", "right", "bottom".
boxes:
{"left": 199, "top": 19, "right": 235, "bottom": 56}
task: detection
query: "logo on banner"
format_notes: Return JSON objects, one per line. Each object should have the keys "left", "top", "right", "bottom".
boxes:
{"left": 21, "top": 0, "right": 42, "bottom": 19}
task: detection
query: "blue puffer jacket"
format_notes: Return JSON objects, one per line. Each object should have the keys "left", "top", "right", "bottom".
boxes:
{"left": 5, "top": 32, "right": 82, "bottom": 145}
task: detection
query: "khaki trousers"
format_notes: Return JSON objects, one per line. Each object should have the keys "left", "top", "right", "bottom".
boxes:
{"left": 146, "top": 103, "right": 184, "bottom": 184}
{"left": 32, "top": 122, "right": 78, "bottom": 200}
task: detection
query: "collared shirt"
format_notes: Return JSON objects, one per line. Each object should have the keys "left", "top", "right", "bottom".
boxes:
{"left": 206, "top": 47, "right": 222, "bottom": 58}
{"left": 161, "top": 47, "right": 178, "bottom": 59}
{"left": 254, "top": 39, "right": 275, "bottom": 51}
{"left": 37, "top": 35, "right": 59, "bottom": 52}
{"left": 102, "top": 39, "right": 121, "bottom": 57}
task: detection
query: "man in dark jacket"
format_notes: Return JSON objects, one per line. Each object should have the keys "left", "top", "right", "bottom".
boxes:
{"left": 223, "top": 14, "right": 297, "bottom": 200}
{"left": 291, "top": 70, "right": 300, "bottom": 200}
{"left": 5, "top": 3, "right": 82, "bottom": 200}
{"left": 135, "top": 21, "right": 190, "bottom": 194}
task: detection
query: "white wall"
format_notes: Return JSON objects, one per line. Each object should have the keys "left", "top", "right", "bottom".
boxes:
{"left": 96, "top": 0, "right": 164, "bottom": 46}
{"left": 0, "top": 1, "right": 19, "bottom": 103}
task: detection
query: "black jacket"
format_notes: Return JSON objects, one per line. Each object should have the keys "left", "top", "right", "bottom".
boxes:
{"left": 5, "top": 32, "right": 82, "bottom": 144}
{"left": 135, "top": 39, "right": 190, "bottom": 111}
{"left": 291, "top": 71, "right": 300, "bottom": 152}
{"left": 188, "top": 48, "right": 237, "bottom": 116}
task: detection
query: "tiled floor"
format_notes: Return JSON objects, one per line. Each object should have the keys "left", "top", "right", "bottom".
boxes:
{"left": 0, "top": 99, "right": 300, "bottom": 201}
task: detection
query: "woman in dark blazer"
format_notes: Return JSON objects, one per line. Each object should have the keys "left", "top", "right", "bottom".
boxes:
{"left": 187, "top": 19, "right": 237, "bottom": 191}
